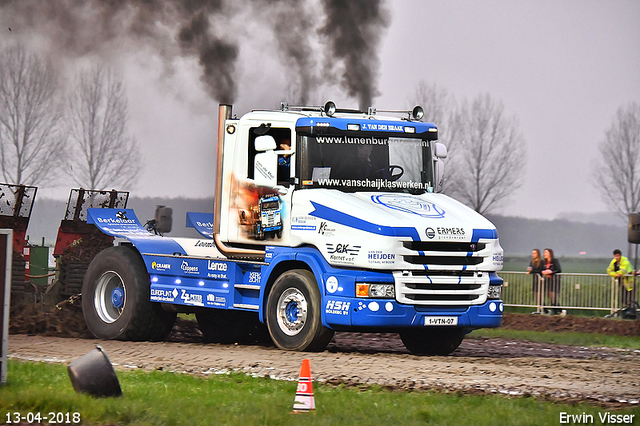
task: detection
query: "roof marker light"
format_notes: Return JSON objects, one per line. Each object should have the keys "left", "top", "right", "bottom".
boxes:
{"left": 412, "top": 106, "right": 424, "bottom": 120}
{"left": 404, "top": 127, "right": 416, "bottom": 133}
{"left": 347, "top": 124, "right": 360, "bottom": 131}
{"left": 324, "top": 100, "right": 336, "bottom": 117}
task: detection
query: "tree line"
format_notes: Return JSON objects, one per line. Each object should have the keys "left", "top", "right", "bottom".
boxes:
{"left": 0, "top": 44, "right": 140, "bottom": 190}
{"left": 410, "top": 82, "right": 527, "bottom": 215}
{"left": 410, "top": 82, "right": 639, "bottom": 221}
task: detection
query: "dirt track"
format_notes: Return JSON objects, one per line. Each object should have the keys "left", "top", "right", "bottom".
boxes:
{"left": 7, "top": 331, "right": 640, "bottom": 408}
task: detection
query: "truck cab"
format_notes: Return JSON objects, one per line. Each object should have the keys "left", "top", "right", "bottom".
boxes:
{"left": 81, "top": 101, "right": 504, "bottom": 355}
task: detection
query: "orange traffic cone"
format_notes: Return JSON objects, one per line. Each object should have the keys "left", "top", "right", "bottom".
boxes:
{"left": 292, "top": 359, "right": 315, "bottom": 413}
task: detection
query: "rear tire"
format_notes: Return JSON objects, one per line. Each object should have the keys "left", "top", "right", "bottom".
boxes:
{"left": 81, "top": 246, "right": 176, "bottom": 341}
{"left": 399, "top": 328, "right": 465, "bottom": 355}
{"left": 266, "top": 269, "right": 334, "bottom": 351}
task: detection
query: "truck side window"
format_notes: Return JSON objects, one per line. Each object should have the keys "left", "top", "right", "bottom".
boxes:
{"left": 248, "top": 127, "right": 292, "bottom": 187}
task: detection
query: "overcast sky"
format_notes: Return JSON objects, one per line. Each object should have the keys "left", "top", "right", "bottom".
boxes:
{"left": 3, "top": 0, "right": 639, "bottom": 222}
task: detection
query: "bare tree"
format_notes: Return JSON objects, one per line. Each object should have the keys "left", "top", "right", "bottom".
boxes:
{"left": 409, "top": 81, "right": 456, "bottom": 145}
{"left": 0, "top": 44, "right": 67, "bottom": 185}
{"left": 446, "top": 93, "right": 526, "bottom": 215}
{"left": 410, "top": 81, "right": 461, "bottom": 189}
{"left": 67, "top": 67, "right": 141, "bottom": 190}
{"left": 593, "top": 102, "right": 640, "bottom": 219}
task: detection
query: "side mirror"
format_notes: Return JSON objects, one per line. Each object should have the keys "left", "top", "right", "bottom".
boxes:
{"left": 255, "top": 135, "right": 277, "bottom": 152}
{"left": 434, "top": 158, "right": 445, "bottom": 193}
{"left": 434, "top": 142, "right": 448, "bottom": 158}
{"left": 254, "top": 136, "right": 278, "bottom": 187}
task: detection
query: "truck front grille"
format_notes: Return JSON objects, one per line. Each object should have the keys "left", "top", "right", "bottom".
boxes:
{"left": 393, "top": 270, "right": 489, "bottom": 306}
{"left": 403, "top": 241, "right": 486, "bottom": 252}
{"left": 402, "top": 241, "right": 486, "bottom": 268}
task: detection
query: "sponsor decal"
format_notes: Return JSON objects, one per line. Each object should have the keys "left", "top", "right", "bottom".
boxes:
{"left": 116, "top": 211, "right": 129, "bottom": 220}
{"left": 436, "top": 227, "right": 466, "bottom": 240}
{"left": 372, "top": 194, "right": 445, "bottom": 218}
{"left": 208, "top": 261, "right": 228, "bottom": 271}
{"left": 326, "top": 243, "right": 360, "bottom": 265}
{"left": 150, "top": 288, "right": 179, "bottom": 302}
{"left": 195, "top": 240, "right": 215, "bottom": 248}
{"left": 292, "top": 216, "right": 315, "bottom": 223}
{"left": 424, "top": 226, "right": 467, "bottom": 240}
{"left": 291, "top": 224, "right": 317, "bottom": 231}
{"left": 317, "top": 221, "right": 335, "bottom": 236}
{"left": 325, "top": 300, "right": 350, "bottom": 315}
{"left": 95, "top": 216, "right": 136, "bottom": 224}
{"left": 180, "top": 289, "right": 204, "bottom": 306}
{"left": 326, "top": 243, "right": 360, "bottom": 255}
{"left": 151, "top": 261, "right": 171, "bottom": 271}
{"left": 493, "top": 252, "right": 504, "bottom": 266}
{"left": 326, "top": 276, "right": 339, "bottom": 294}
{"left": 181, "top": 260, "right": 199, "bottom": 274}
{"left": 206, "top": 294, "right": 227, "bottom": 307}
{"left": 367, "top": 250, "right": 396, "bottom": 265}
{"left": 248, "top": 271, "right": 261, "bottom": 283}
{"left": 207, "top": 260, "right": 228, "bottom": 279}
{"left": 255, "top": 159, "right": 275, "bottom": 181}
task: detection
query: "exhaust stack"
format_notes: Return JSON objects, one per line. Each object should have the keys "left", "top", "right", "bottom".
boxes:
{"left": 213, "top": 104, "right": 265, "bottom": 260}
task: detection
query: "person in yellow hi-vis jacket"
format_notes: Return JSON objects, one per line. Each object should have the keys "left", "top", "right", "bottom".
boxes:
{"left": 607, "top": 249, "right": 634, "bottom": 308}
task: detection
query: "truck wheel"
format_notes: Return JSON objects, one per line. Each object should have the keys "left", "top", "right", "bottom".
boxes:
{"left": 81, "top": 246, "right": 176, "bottom": 341}
{"left": 266, "top": 269, "right": 334, "bottom": 351}
{"left": 399, "top": 328, "right": 465, "bottom": 355}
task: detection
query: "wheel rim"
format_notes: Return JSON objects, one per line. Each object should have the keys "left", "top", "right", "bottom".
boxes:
{"left": 276, "top": 287, "right": 307, "bottom": 336}
{"left": 94, "top": 271, "right": 126, "bottom": 323}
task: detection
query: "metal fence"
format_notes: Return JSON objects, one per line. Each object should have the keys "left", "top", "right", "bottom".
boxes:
{"left": 500, "top": 271, "right": 639, "bottom": 315}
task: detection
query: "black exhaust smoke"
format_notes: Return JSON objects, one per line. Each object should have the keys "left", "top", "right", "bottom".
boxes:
{"left": 0, "top": 0, "right": 390, "bottom": 108}
{"left": 319, "top": 0, "right": 390, "bottom": 111}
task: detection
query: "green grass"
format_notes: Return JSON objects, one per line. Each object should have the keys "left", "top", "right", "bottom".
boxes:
{"left": 2, "top": 360, "right": 638, "bottom": 426}
{"left": 468, "top": 328, "right": 640, "bottom": 350}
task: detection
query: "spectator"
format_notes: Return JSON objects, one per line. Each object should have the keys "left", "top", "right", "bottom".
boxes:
{"left": 541, "top": 248, "right": 562, "bottom": 315}
{"left": 277, "top": 138, "right": 291, "bottom": 184}
{"left": 527, "top": 248, "right": 545, "bottom": 312}
{"left": 607, "top": 249, "right": 634, "bottom": 310}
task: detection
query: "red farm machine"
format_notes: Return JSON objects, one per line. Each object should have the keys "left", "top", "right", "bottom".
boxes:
{"left": 0, "top": 183, "right": 38, "bottom": 296}
{"left": 53, "top": 189, "right": 129, "bottom": 298}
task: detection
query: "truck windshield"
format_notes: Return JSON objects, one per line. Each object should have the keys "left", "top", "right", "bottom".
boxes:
{"left": 299, "top": 134, "right": 435, "bottom": 193}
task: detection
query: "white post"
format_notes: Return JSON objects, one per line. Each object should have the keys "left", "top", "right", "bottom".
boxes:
{"left": 0, "top": 229, "right": 12, "bottom": 385}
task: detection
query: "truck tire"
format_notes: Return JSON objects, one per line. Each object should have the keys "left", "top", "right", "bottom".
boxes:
{"left": 196, "top": 309, "right": 272, "bottom": 345}
{"left": 399, "top": 328, "right": 465, "bottom": 355}
{"left": 266, "top": 269, "right": 334, "bottom": 351}
{"left": 81, "top": 246, "right": 176, "bottom": 341}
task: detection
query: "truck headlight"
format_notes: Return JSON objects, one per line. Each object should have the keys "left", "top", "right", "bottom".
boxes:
{"left": 356, "top": 283, "right": 395, "bottom": 298}
{"left": 487, "top": 285, "right": 502, "bottom": 299}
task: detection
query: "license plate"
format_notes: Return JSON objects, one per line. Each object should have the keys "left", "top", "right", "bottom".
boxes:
{"left": 424, "top": 316, "right": 458, "bottom": 326}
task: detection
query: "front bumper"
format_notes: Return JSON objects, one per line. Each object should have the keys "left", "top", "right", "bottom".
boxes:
{"left": 323, "top": 297, "right": 503, "bottom": 329}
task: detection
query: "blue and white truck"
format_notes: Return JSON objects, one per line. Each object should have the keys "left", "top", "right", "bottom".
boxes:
{"left": 81, "top": 102, "right": 504, "bottom": 355}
